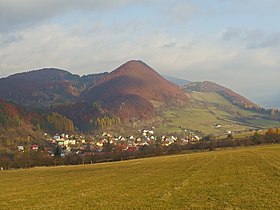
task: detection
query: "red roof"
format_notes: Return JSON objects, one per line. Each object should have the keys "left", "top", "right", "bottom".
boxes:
{"left": 127, "top": 147, "right": 137, "bottom": 152}
{"left": 31, "top": 145, "right": 39, "bottom": 149}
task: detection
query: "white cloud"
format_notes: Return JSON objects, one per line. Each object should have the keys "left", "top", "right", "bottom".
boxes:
{"left": 1, "top": 24, "right": 280, "bottom": 101}
{"left": 0, "top": 0, "right": 148, "bottom": 31}
{"left": 0, "top": 1, "right": 280, "bottom": 107}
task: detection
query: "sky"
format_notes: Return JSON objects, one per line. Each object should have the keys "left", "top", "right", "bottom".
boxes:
{"left": 0, "top": 0, "right": 279, "bottom": 108}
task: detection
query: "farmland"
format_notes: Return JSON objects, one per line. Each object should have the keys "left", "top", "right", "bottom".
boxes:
{"left": 156, "top": 91, "right": 280, "bottom": 136}
{"left": 1, "top": 144, "right": 280, "bottom": 209}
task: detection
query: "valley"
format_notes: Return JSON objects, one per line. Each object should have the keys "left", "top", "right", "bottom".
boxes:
{"left": 0, "top": 60, "right": 280, "bottom": 170}
{"left": 2, "top": 2, "right": 279, "bottom": 209}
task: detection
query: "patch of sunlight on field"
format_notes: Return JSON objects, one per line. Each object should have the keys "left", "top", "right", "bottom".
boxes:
{"left": 157, "top": 92, "right": 280, "bottom": 135}
{"left": 1, "top": 144, "right": 280, "bottom": 209}
{"left": 191, "top": 91, "right": 233, "bottom": 107}
{"left": 158, "top": 106, "right": 251, "bottom": 135}
{"left": 190, "top": 91, "right": 262, "bottom": 118}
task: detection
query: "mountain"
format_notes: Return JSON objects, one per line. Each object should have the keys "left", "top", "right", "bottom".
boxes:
{"left": 163, "top": 75, "right": 191, "bottom": 86}
{"left": 0, "top": 100, "right": 39, "bottom": 145}
{"left": 0, "top": 99, "right": 27, "bottom": 127}
{"left": 183, "top": 81, "right": 259, "bottom": 110}
{"left": 1, "top": 60, "right": 279, "bottom": 134}
{"left": 81, "top": 60, "right": 188, "bottom": 119}
{"left": 0, "top": 99, "right": 75, "bottom": 148}
{"left": 0, "top": 68, "right": 107, "bottom": 108}
{"left": 156, "top": 81, "right": 279, "bottom": 135}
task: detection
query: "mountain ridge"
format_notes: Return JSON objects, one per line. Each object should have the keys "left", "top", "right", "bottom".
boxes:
{"left": 0, "top": 68, "right": 108, "bottom": 107}
{"left": 1, "top": 60, "right": 278, "bottom": 134}
{"left": 183, "top": 81, "right": 259, "bottom": 110}
{"left": 82, "top": 60, "right": 188, "bottom": 104}
{"left": 75, "top": 60, "right": 189, "bottom": 123}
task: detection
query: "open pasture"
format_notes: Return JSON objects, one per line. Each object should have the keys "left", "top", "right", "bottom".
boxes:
{"left": 1, "top": 144, "right": 280, "bottom": 209}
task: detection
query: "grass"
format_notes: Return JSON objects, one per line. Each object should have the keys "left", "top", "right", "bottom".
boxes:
{"left": 155, "top": 91, "right": 280, "bottom": 135}
{"left": 157, "top": 106, "right": 252, "bottom": 135}
{"left": 247, "top": 117, "right": 280, "bottom": 128}
{"left": 1, "top": 144, "right": 280, "bottom": 209}
{"left": 191, "top": 91, "right": 234, "bottom": 107}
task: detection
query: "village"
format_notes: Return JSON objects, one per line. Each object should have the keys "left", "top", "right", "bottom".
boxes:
{"left": 17, "top": 128, "right": 202, "bottom": 158}
{"left": 7, "top": 124, "right": 278, "bottom": 170}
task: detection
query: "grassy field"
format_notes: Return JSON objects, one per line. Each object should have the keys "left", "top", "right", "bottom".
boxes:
{"left": 156, "top": 91, "right": 280, "bottom": 136}
{"left": 157, "top": 106, "right": 254, "bottom": 135}
{"left": 1, "top": 144, "right": 280, "bottom": 209}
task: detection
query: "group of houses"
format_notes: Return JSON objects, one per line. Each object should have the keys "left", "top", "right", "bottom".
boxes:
{"left": 16, "top": 128, "right": 202, "bottom": 157}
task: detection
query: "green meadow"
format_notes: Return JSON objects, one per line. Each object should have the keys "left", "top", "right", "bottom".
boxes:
{"left": 1, "top": 144, "right": 280, "bottom": 209}
{"left": 156, "top": 92, "right": 280, "bottom": 135}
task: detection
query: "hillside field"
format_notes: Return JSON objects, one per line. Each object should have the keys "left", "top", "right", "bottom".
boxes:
{"left": 156, "top": 91, "right": 280, "bottom": 136}
{"left": 1, "top": 144, "right": 280, "bottom": 209}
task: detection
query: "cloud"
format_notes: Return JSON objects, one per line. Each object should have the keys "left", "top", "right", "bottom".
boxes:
{"left": 0, "top": 1, "right": 279, "bottom": 107}
{"left": 0, "top": 21, "right": 197, "bottom": 77}
{"left": 1, "top": 23, "right": 279, "bottom": 87}
{"left": 0, "top": 32, "right": 23, "bottom": 46}
{"left": 221, "top": 28, "right": 244, "bottom": 41}
{"left": 221, "top": 28, "right": 280, "bottom": 49}
{"left": 0, "top": 0, "right": 147, "bottom": 31}
{"left": 247, "top": 33, "right": 280, "bottom": 49}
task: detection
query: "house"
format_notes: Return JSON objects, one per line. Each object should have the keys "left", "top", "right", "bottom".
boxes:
{"left": 171, "top": 136, "right": 177, "bottom": 141}
{"left": 148, "top": 130, "right": 154, "bottom": 135}
{"left": 142, "top": 129, "right": 154, "bottom": 136}
{"left": 69, "top": 139, "right": 76, "bottom": 145}
{"left": 31, "top": 144, "right": 39, "bottom": 151}
{"left": 96, "top": 142, "right": 103, "bottom": 147}
{"left": 64, "top": 140, "right": 70, "bottom": 146}
{"left": 17, "top": 145, "right": 24, "bottom": 152}
{"left": 194, "top": 136, "right": 200, "bottom": 141}
{"left": 57, "top": 141, "right": 65, "bottom": 146}
{"left": 214, "top": 124, "right": 222, "bottom": 128}
{"left": 79, "top": 145, "right": 86, "bottom": 151}
{"left": 181, "top": 139, "right": 189, "bottom": 144}
{"left": 53, "top": 135, "right": 60, "bottom": 140}
{"left": 162, "top": 140, "right": 172, "bottom": 147}
{"left": 127, "top": 146, "right": 137, "bottom": 152}
{"left": 93, "top": 146, "right": 103, "bottom": 153}
{"left": 142, "top": 142, "right": 149, "bottom": 146}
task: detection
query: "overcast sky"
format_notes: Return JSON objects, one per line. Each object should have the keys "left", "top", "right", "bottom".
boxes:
{"left": 0, "top": 0, "right": 279, "bottom": 108}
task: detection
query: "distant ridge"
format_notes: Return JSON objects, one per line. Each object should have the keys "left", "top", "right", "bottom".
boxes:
{"left": 8, "top": 68, "right": 72, "bottom": 81}
{"left": 183, "top": 81, "right": 259, "bottom": 109}
{"left": 0, "top": 60, "right": 272, "bottom": 133}
{"left": 163, "top": 75, "right": 191, "bottom": 86}
{"left": 0, "top": 68, "right": 107, "bottom": 107}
